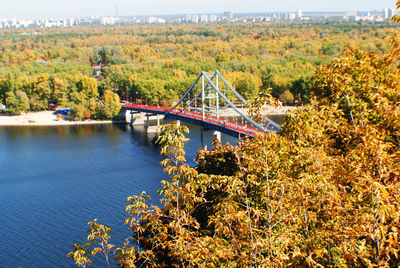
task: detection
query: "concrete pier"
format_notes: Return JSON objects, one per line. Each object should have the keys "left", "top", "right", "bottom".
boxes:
{"left": 147, "top": 126, "right": 160, "bottom": 134}
{"left": 129, "top": 111, "right": 145, "bottom": 126}
{"left": 122, "top": 110, "right": 165, "bottom": 127}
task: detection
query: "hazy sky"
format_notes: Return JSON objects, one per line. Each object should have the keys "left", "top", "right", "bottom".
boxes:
{"left": 0, "top": 0, "right": 396, "bottom": 19}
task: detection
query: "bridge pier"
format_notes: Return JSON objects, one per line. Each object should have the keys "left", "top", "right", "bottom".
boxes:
{"left": 201, "top": 128, "right": 221, "bottom": 150}
{"left": 130, "top": 111, "right": 133, "bottom": 125}
{"left": 128, "top": 111, "right": 145, "bottom": 126}
{"left": 214, "top": 130, "right": 221, "bottom": 142}
{"left": 145, "top": 113, "right": 165, "bottom": 134}
{"left": 144, "top": 113, "right": 162, "bottom": 128}
{"left": 156, "top": 115, "right": 161, "bottom": 127}
{"left": 201, "top": 128, "right": 205, "bottom": 150}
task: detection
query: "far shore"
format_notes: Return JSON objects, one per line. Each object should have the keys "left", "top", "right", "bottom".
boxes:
{"left": 0, "top": 111, "right": 117, "bottom": 127}
{"left": 0, "top": 105, "right": 296, "bottom": 127}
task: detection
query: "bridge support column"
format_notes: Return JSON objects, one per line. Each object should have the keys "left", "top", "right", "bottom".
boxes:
{"left": 130, "top": 111, "right": 134, "bottom": 125}
{"left": 146, "top": 114, "right": 150, "bottom": 128}
{"left": 214, "top": 131, "right": 221, "bottom": 142}
{"left": 156, "top": 115, "right": 160, "bottom": 126}
{"left": 201, "top": 128, "right": 221, "bottom": 150}
{"left": 129, "top": 112, "right": 145, "bottom": 126}
{"left": 201, "top": 128, "right": 206, "bottom": 150}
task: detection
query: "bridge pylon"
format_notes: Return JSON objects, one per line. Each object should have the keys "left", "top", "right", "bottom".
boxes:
{"left": 165, "top": 70, "right": 280, "bottom": 134}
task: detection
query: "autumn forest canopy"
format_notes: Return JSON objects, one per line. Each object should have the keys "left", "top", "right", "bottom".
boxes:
{"left": 1, "top": 13, "right": 399, "bottom": 267}
{"left": 0, "top": 21, "right": 399, "bottom": 118}
{"left": 58, "top": 17, "right": 400, "bottom": 267}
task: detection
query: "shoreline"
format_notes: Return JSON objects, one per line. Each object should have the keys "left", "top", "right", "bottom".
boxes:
{"left": 0, "top": 106, "right": 295, "bottom": 127}
{"left": 0, "top": 111, "right": 119, "bottom": 127}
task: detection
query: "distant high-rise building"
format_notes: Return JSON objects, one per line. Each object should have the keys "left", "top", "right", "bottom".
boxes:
{"left": 146, "top": 16, "right": 157, "bottom": 24}
{"left": 200, "top": 14, "right": 208, "bottom": 23}
{"left": 68, "top": 18, "right": 75, "bottom": 27}
{"left": 297, "top": 9, "right": 303, "bottom": 18}
{"left": 100, "top": 17, "right": 116, "bottom": 25}
{"left": 192, "top": 15, "right": 199, "bottom": 23}
{"left": 209, "top": 14, "right": 217, "bottom": 23}
{"left": 384, "top": 8, "right": 393, "bottom": 19}
{"left": 224, "top": 11, "right": 233, "bottom": 19}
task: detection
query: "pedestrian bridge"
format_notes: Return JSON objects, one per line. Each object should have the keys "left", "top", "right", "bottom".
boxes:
{"left": 121, "top": 71, "right": 281, "bottom": 139}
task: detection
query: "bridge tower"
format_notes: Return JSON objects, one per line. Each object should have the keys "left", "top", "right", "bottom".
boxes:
{"left": 165, "top": 70, "right": 280, "bottom": 139}
{"left": 121, "top": 70, "right": 281, "bottom": 140}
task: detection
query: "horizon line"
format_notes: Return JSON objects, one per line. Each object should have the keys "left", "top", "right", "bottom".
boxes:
{"left": 0, "top": 8, "right": 396, "bottom": 21}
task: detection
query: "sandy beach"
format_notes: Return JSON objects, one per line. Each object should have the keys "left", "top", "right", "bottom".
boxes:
{"left": 0, "top": 111, "right": 114, "bottom": 126}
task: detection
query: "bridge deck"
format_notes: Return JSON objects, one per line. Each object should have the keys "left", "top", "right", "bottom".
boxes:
{"left": 121, "top": 103, "right": 270, "bottom": 138}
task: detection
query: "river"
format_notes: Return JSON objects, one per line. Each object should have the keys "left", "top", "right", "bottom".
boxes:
{"left": 0, "top": 122, "right": 242, "bottom": 267}
{"left": 0, "top": 114, "right": 286, "bottom": 267}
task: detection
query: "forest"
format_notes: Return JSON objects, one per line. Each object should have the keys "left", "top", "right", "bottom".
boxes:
{"left": 0, "top": 17, "right": 399, "bottom": 266}
{"left": 65, "top": 17, "right": 400, "bottom": 267}
{"left": 0, "top": 21, "right": 398, "bottom": 119}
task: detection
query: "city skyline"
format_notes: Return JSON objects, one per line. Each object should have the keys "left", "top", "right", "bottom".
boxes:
{"left": 0, "top": 0, "right": 396, "bottom": 20}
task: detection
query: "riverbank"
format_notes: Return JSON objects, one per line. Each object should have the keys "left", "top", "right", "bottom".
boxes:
{"left": 0, "top": 111, "right": 114, "bottom": 126}
{"left": 0, "top": 106, "right": 296, "bottom": 127}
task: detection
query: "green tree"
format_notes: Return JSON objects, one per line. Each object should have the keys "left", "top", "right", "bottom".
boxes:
{"left": 69, "top": 103, "right": 86, "bottom": 120}
{"left": 225, "top": 71, "right": 261, "bottom": 100}
{"left": 0, "top": 78, "right": 9, "bottom": 103}
{"left": 77, "top": 77, "right": 99, "bottom": 101}
{"left": 278, "top": 89, "right": 294, "bottom": 105}
{"left": 102, "top": 90, "right": 120, "bottom": 119}
{"left": 5, "top": 90, "right": 29, "bottom": 114}
{"left": 290, "top": 77, "right": 312, "bottom": 104}
{"left": 69, "top": 91, "right": 87, "bottom": 106}
{"left": 50, "top": 76, "right": 69, "bottom": 106}
{"left": 91, "top": 90, "right": 121, "bottom": 119}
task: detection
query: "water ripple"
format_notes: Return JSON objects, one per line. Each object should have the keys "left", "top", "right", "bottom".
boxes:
{"left": 0, "top": 123, "right": 238, "bottom": 267}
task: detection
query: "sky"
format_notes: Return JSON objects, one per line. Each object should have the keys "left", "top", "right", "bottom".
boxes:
{"left": 0, "top": 0, "right": 396, "bottom": 20}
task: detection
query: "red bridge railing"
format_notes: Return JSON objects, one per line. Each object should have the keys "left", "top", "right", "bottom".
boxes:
{"left": 121, "top": 103, "right": 262, "bottom": 137}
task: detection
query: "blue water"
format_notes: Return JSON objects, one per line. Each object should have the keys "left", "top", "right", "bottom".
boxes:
{"left": 0, "top": 123, "right": 237, "bottom": 267}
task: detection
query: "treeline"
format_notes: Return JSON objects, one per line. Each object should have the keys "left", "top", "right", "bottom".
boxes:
{"left": 0, "top": 70, "right": 120, "bottom": 119}
{"left": 0, "top": 22, "right": 397, "bottom": 113}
